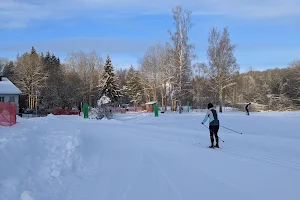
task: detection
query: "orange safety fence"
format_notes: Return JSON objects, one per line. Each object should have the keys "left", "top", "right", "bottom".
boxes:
{"left": 126, "top": 107, "right": 145, "bottom": 113}
{"left": 53, "top": 109, "right": 80, "bottom": 115}
{"left": 110, "top": 107, "right": 126, "bottom": 114}
{"left": 110, "top": 107, "right": 145, "bottom": 113}
{"left": 0, "top": 102, "right": 17, "bottom": 126}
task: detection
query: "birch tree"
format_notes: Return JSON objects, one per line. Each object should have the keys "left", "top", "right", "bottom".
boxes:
{"left": 14, "top": 47, "right": 47, "bottom": 109}
{"left": 168, "top": 5, "right": 195, "bottom": 109}
{"left": 202, "top": 27, "right": 239, "bottom": 112}
{"left": 140, "top": 44, "right": 173, "bottom": 107}
{"left": 139, "top": 45, "right": 161, "bottom": 102}
{"left": 65, "top": 51, "right": 103, "bottom": 106}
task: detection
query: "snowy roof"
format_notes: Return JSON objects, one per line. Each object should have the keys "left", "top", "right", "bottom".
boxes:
{"left": 145, "top": 101, "right": 157, "bottom": 105}
{"left": 0, "top": 77, "right": 22, "bottom": 94}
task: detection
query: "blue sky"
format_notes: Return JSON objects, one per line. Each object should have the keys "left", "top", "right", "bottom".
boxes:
{"left": 0, "top": 0, "right": 299, "bottom": 72}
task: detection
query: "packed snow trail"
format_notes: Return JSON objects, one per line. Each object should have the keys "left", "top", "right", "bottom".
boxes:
{"left": 1, "top": 112, "right": 300, "bottom": 200}
{"left": 66, "top": 112, "right": 300, "bottom": 200}
{"left": 69, "top": 121, "right": 250, "bottom": 200}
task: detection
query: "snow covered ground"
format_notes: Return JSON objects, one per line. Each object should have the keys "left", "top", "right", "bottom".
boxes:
{"left": 1, "top": 111, "right": 300, "bottom": 200}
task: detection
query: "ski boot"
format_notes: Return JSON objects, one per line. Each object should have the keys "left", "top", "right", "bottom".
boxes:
{"left": 214, "top": 137, "right": 219, "bottom": 148}
{"left": 209, "top": 136, "right": 214, "bottom": 148}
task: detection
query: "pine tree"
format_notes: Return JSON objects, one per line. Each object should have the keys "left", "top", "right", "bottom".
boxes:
{"left": 31, "top": 46, "right": 37, "bottom": 55}
{"left": 3, "top": 61, "right": 15, "bottom": 80}
{"left": 125, "top": 66, "right": 143, "bottom": 106}
{"left": 43, "top": 52, "right": 52, "bottom": 72}
{"left": 40, "top": 51, "right": 65, "bottom": 108}
{"left": 51, "top": 54, "right": 58, "bottom": 66}
{"left": 45, "top": 51, "right": 51, "bottom": 60}
{"left": 99, "top": 55, "right": 120, "bottom": 103}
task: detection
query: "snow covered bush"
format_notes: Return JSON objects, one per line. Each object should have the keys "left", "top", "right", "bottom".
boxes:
{"left": 89, "top": 107, "right": 100, "bottom": 120}
{"left": 98, "top": 95, "right": 111, "bottom": 106}
{"left": 89, "top": 95, "right": 113, "bottom": 120}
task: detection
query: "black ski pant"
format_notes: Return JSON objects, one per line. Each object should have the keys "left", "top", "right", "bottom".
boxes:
{"left": 209, "top": 125, "right": 219, "bottom": 145}
{"left": 246, "top": 108, "right": 249, "bottom": 115}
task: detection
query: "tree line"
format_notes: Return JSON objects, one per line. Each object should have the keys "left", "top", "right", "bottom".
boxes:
{"left": 1, "top": 5, "right": 299, "bottom": 112}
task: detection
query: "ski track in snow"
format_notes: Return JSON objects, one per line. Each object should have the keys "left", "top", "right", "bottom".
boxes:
{"left": 142, "top": 118, "right": 300, "bottom": 171}
{"left": 191, "top": 142, "right": 300, "bottom": 171}
{"left": 216, "top": 148, "right": 300, "bottom": 171}
{"left": 149, "top": 155, "right": 184, "bottom": 200}
{"left": 106, "top": 125, "right": 300, "bottom": 172}
{"left": 214, "top": 176, "right": 241, "bottom": 191}
{"left": 121, "top": 153, "right": 183, "bottom": 200}
{"left": 122, "top": 155, "right": 144, "bottom": 200}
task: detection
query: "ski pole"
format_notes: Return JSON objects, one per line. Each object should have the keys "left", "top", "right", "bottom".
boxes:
{"left": 202, "top": 124, "right": 225, "bottom": 142}
{"left": 220, "top": 125, "right": 243, "bottom": 135}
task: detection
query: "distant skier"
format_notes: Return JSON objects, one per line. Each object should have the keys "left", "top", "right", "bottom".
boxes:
{"left": 245, "top": 103, "right": 251, "bottom": 115}
{"left": 179, "top": 106, "right": 183, "bottom": 114}
{"left": 78, "top": 105, "right": 81, "bottom": 116}
{"left": 202, "top": 103, "right": 220, "bottom": 148}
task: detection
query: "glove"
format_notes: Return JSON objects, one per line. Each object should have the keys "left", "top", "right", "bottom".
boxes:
{"left": 201, "top": 122, "right": 204, "bottom": 125}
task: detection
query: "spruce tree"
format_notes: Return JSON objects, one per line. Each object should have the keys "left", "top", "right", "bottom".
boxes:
{"left": 3, "top": 61, "right": 15, "bottom": 80}
{"left": 125, "top": 66, "right": 143, "bottom": 106}
{"left": 99, "top": 55, "right": 120, "bottom": 103}
{"left": 31, "top": 46, "right": 37, "bottom": 55}
{"left": 41, "top": 51, "right": 65, "bottom": 108}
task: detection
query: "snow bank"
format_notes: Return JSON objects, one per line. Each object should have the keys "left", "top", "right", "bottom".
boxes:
{"left": 0, "top": 116, "right": 81, "bottom": 200}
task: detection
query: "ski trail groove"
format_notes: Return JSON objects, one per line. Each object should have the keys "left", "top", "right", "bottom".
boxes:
{"left": 122, "top": 155, "right": 145, "bottom": 200}
{"left": 217, "top": 148, "right": 300, "bottom": 171}
{"left": 119, "top": 129, "right": 300, "bottom": 172}
{"left": 214, "top": 176, "right": 242, "bottom": 191}
{"left": 192, "top": 142, "right": 300, "bottom": 171}
{"left": 150, "top": 155, "right": 184, "bottom": 200}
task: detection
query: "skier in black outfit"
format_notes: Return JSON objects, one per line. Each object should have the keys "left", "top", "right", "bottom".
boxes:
{"left": 245, "top": 103, "right": 251, "bottom": 115}
{"left": 202, "top": 103, "right": 220, "bottom": 148}
{"left": 78, "top": 105, "right": 81, "bottom": 116}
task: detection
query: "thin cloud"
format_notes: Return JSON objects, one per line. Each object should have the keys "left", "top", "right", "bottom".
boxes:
{"left": 0, "top": 37, "right": 160, "bottom": 56}
{"left": 1, "top": 0, "right": 299, "bottom": 28}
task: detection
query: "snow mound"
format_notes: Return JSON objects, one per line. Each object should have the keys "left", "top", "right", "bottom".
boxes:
{"left": 0, "top": 116, "right": 82, "bottom": 200}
